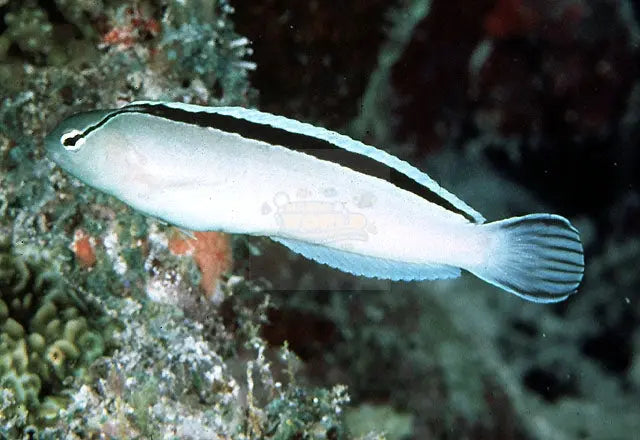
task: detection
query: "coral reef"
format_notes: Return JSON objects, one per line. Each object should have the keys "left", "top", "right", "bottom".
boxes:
{"left": 1, "top": 5, "right": 53, "bottom": 62}
{"left": 168, "top": 230, "right": 233, "bottom": 302}
{"left": 0, "top": 237, "right": 107, "bottom": 431}
{"left": 0, "top": 0, "right": 100, "bottom": 67}
{"left": 0, "top": 0, "right": 382, "bottom": 437}
{"left": 39, "top": 283, "right": 357, "bottom": 439}
{"left": 161, "top": 0, "right": 256, "bottom": 103}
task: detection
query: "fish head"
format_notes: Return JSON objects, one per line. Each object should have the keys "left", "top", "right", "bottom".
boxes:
{"left": 45, "top": 109, "right": 126, "bottom": 191}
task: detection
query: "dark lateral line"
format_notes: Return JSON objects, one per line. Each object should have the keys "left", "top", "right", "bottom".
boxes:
{"left": 91, "top": 103, "right": 478, "bottom": 222}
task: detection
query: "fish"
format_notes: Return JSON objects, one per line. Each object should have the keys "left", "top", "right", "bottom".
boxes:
{"left": 45, "top": 101, "right": 584, "bottom": 303}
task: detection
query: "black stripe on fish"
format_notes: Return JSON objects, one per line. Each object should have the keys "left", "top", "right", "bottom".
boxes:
{"left": 542, "top": 244, "right": 583, "bottom": 256}
{"left": 504, "top": 216, "right": 580, "bottom": 236}
{"left": 535, "top": 232, "right": 582, "bottom": 244}
{"left": 86, "top": 102, "right": 478, "bottom": 223}
{"left": 541, "top": 265, "right": 584, "bottom": 275}
{"left": 543, "top": 253, "right": 584, "bottom": 266}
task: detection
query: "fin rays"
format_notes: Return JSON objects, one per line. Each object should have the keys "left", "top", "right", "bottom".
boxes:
{"left": 466, "top": 214, "right": 584, "bottom": 303}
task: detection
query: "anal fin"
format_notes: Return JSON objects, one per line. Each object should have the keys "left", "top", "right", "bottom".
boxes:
{"left": 272, "top": 237, "right": 460, "bottom": 281}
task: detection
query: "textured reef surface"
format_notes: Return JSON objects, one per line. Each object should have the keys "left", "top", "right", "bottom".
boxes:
{"left": 0, "top": 236, "right": 109, "bottom": 427}
{"left": 1, "top": 0, "right": 639, "bottom": 439}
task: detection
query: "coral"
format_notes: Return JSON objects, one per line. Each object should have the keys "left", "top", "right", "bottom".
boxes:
{"left": 2, "top": 5, "right": 53, "bottom": 62}
{"left": 0, "top": 239, "right": 107, "bottom": 431}
{"left": 71, "top": 228, "right": 97, "bottom": 268}
{"left": 46, "top": 288, "right": 365, "bottom": 439}
{"left": 242, "top": 333, "right": 353, "bottom": 439}
{"left": 0, "top": 0, "right": 375, "bottom": 437}
{"left": 168, "top": 230, "right": 233, "bottom": 301}
{"left": 345, "top": 404, "right": 413, "bottom": 440}
{"left": 261, "top": 384, "right": 350, "bottom": 439}
{"left": 53, "top": 0, "right": 105, "bottom": 40}
{"left": 160, "top": 0, "right": 255, "bottom": 104}
{"left": 100, "top": 4, "right": 161, "bottom": 50}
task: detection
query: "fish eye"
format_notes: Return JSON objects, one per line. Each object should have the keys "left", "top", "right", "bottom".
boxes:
{"left": 60, "top": 129, "right": 86, "bottom": 151}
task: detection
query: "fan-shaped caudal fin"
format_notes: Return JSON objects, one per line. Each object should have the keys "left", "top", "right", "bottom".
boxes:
{"left": 467, "top": 214, "right": 584, "bottom": 303}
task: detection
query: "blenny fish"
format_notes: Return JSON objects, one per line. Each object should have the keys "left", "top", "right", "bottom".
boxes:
{"left": 45, "top": 101, "right": 584, "bottom": 302}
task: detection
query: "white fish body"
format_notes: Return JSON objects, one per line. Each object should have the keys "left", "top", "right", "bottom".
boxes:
{"left": 45, "top": 101, "right": 584, "bottom": 302}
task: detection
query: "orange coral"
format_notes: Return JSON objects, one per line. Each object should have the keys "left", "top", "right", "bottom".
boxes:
{"left": 169, "top": 230, "right": 233, "bottom": 300}
{"left": 71, "top": 229, "right": 97, "bottom": 268}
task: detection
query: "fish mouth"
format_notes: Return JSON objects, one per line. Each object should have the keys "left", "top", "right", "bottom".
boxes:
{"left": 44, "top": 140, "right": 73, "bottom": 174}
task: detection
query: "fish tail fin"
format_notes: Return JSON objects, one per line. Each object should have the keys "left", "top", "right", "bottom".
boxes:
{"left": 467, "top": 214, "right": 584, "bottom": 303}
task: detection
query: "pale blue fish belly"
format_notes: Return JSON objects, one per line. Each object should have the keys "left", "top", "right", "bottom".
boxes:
{"left": 45, "top": 101, "right": 585, "bottom": 303}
